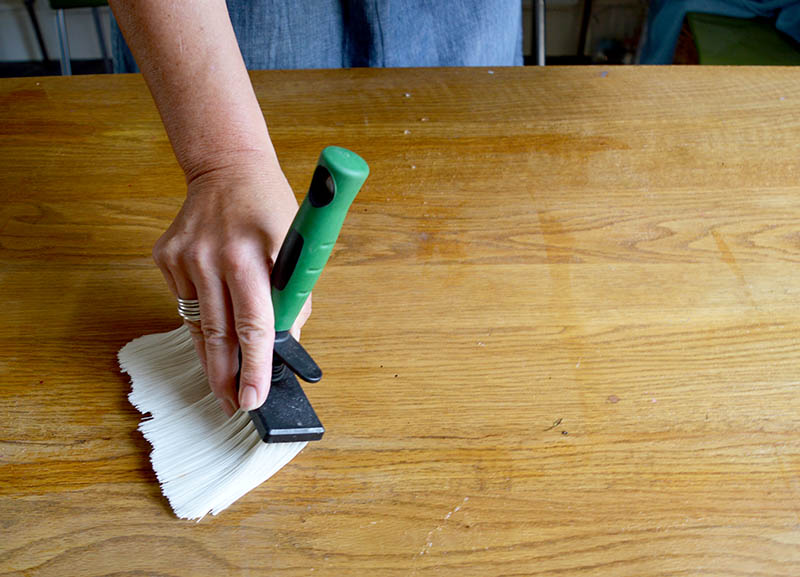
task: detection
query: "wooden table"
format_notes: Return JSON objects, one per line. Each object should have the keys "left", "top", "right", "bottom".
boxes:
{"left": 2, "top": 67, "right": 799, "bottom": 576}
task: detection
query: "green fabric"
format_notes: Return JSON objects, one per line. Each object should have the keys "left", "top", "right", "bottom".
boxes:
{"left": 688, "top": 12, "right": 800, "bottom": 65}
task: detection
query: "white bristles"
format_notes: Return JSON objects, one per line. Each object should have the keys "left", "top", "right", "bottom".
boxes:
{"left": 118, "top": 325, "right": 306, "bottom": 521}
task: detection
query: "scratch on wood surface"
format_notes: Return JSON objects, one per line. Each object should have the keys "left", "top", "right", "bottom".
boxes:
{"left": 712, "top": 229, "right": 758, "bottom": 309}
{"left": 712, "top": 229, "right": 742, "bottom": 281}
{"left": 543, "top": 418, "right": 563, "bottom": 431}
{"left": 415, "top": 497, "right": 470, "bottom": 559}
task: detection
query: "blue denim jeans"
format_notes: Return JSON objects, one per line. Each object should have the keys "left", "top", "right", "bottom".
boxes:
{"left": 112, "top": 0, "right": 522, "bottom": 72}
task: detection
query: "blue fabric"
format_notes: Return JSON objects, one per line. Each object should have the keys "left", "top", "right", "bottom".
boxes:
{"left": 640, "top": 0, "right": 800, "bottom": 64}
{"left": 112, "top": 0, "right": 522, "bottom": 73}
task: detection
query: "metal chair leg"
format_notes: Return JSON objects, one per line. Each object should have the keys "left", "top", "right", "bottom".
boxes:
{"left": 534, "top": 0, "right": 546, "bottom": 66}
{"left": 91, "top": 6, "right": 112, "bottom": 73}
{"left": 56, "top": 8, "right": 72, "bottom": 75}
{"left": 24, "top": 0, "right": 50, "bottom": 62}
{"left": 577, "top": 0, "right": 593, "bottom": 58}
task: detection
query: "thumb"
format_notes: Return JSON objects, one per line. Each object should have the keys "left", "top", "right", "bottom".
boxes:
{"left": 227, "top": 262, "right": 275, "bottom": 411}
{"left": 237, "top": 326, "right": 274, "bottom": 411}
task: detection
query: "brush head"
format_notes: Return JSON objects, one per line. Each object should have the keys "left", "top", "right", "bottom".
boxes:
{"left": 249, "top": 365, "right": 325, "bottom": 443}
{"left": 120, "top": 325, "right": 310, "bottom": 520}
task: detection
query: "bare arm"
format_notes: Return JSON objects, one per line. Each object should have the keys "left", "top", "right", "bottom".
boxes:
{"left": 110, "top": 0, "right": 309, "bottom": 414}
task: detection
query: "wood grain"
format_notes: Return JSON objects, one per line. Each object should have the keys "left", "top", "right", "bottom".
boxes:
{"left": 1, "top": 67, "right": 799, "bottom": 576}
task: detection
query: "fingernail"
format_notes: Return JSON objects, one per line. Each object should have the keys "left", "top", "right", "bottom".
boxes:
{"left": 219, "top": 398, "right": 236, "bottom": 417}
{"left": 239, "top": 385, "right": 260, "bottom": 411}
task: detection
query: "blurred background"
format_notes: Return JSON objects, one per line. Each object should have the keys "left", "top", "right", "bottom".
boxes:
{"left": 1, "top": 0, "right": 798, "bottom": 77}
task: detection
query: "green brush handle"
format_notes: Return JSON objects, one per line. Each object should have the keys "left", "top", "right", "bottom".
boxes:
{"left": 271, "top": 146, "right": 369, "bottom": 332}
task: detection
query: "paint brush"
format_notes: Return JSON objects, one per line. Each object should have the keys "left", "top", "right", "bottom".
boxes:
{"left": 119, "top": 147, "right": 369, "bottom": 519}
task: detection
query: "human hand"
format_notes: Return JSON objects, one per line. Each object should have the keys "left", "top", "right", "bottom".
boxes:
{"left": 153, "top": 155, "right": 311, "bottom": 417}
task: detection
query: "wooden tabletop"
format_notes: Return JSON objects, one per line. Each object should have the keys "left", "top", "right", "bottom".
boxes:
{"left": 1, "top": 67, "right": 799, "bottom": 576}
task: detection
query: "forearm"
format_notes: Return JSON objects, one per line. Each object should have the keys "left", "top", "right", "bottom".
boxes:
{"left": 109, "top": 0, "right": 278, "bottom": 181}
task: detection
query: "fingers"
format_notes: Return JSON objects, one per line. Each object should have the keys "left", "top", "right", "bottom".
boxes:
{"left": 156, "top": 237, "right": 278, "bottom": 415}
{"left": 175, "top": 285, "right": 210, "bottom": 374}
{"left": 153, "top": 243, "right": 209, "bottom": 371}
{"left": 184, "top": 319, "right": 208, "bottom": 374}
{"left": 153, "top": 258, "right": 180, "bottom": 299}
{"left": 225, "top": 245, "right": 274, "bottom": 411}
{"left": 219, "top": 398, "right": 236, "bottom": 417}
{"left": 155, "top": 237, "right": 241, "bottom": 412}
{"left": 192, "top": 267, "right": 239, "bottom": 410}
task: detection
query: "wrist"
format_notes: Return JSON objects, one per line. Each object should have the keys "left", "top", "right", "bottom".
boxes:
{"left": 183, "top": 146, "right": 283, "bottom": 188}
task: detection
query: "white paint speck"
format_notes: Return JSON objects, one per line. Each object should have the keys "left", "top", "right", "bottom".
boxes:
{"left": 404, "top": 92, "right": 411, "bottom": 98}
{"left": 488, "top": 70, "right": 494, "bottom": 74}
{"left": 417, "top": 497, "right": 469, "bottom": 558}
{"left": 404, "top": 129, "right": 411, "bottom": 135}
{"left": 411, "top": 165, "right": 416, "bottom": 169}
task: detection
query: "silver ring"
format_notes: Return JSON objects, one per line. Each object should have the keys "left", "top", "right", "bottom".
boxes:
{"left": 177, "top": 298, "right": 201, "bottom": 322}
